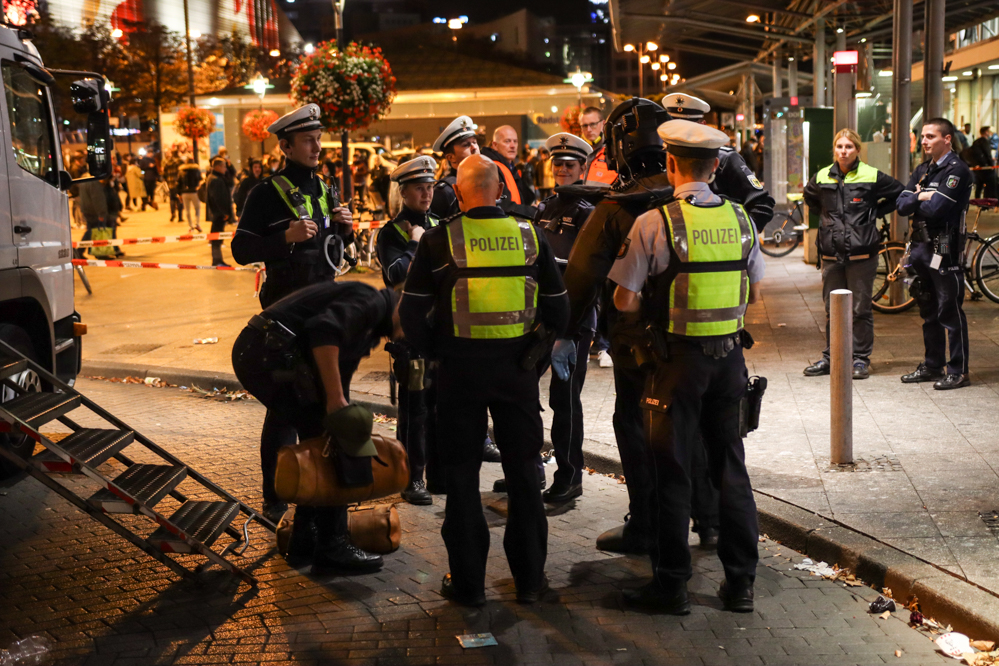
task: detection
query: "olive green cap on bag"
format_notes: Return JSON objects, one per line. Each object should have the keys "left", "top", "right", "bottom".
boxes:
{"left": 324, "top": 404, "right": 377, "bottom": 457}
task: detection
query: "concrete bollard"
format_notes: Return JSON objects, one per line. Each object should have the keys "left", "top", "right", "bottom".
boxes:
{"left": 830, "top": 289, "right": 853, "bottom": 464}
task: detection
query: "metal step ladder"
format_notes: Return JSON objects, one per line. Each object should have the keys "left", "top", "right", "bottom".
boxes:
{"left": 0, "top": 340, "right": 275, "bottom": 585}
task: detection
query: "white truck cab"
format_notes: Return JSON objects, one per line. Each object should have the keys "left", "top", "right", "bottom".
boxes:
{"left": 0, "top": 24, "right": 113, "bottom": 477}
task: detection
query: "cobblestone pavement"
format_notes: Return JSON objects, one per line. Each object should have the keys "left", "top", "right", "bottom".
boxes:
{"left": 0, "top": 379, "right": 955, "bottom": 665}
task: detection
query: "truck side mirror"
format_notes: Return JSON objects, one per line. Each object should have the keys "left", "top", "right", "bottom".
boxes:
{"left": 69, "top": 79, "right": 103, "bottom": 113}
{"left": 85, "top": 108, "right": 112, "bottom": 180}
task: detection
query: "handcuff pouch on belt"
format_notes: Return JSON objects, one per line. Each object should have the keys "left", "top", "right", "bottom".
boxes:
{"left": 739, "top": 375, "right": 768, "bottom": 438}
{"left": 251, "top": 315, "right": 321, "bottom": 405}
{"left": 385, "top": 341, "right": 426, "bottom": 391}
{"left": 520, "top": 321, "right": 556, "bottom": 370}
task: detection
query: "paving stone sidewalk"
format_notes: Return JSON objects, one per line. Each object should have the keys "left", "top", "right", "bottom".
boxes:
{"left": 0, "top": 379, "right": 958, "bottom": 665}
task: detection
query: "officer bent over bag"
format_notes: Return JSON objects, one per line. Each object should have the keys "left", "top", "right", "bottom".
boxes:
{"left": 231, "top": 281, "right": 401, "bottom": 575}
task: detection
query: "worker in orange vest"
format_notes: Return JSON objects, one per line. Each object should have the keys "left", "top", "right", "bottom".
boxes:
{"left": 480, "top": 125, "right": 537, "bottom": 219}
{"left": 580, "top": 106, "right": 618, "bottom": 187}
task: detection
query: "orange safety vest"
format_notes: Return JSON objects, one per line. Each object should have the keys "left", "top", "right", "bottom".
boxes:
{"left": 494, "top": 160, "right": 523, "bottom": 205}
{"left": 583, "top": 145, "right": 617, "bottom": 186}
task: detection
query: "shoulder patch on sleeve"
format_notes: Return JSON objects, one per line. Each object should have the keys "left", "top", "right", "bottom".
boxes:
{"left": 946, "top": 175, "right": 959, "bottom": 189}
{"left": 748, "top": 175, "right": 763, "bottom": 190}
{"left": 616, "top": 237, "right": 631, "bottom": 259}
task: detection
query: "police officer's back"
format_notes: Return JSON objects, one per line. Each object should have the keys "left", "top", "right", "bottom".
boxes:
{"left": 399, "top": 154, "right": 568, "bottom": 607}
{"left": 609, "top": 120, "right": 765, "bottom": 614}
{"left": 231, "top": 104, "right": 354, "bottom": 308}
{"left": 897, "top": 118, "right": 973, "bottom": 389}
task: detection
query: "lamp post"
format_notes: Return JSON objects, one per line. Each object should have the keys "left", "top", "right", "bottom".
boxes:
{"left": 623, "top": 41, "right": 657, "bottom": 98}
{"left": 564, "top": 67, "right": 594, "bottom": 107}
{"left": 332, "top": 0, "right": 351, "bottom": 201}
{"left": 182, "top": 0, "right": 198, "bottom": 162}
{"left": 244, "top": 74, "right": 274, "bottom": 158}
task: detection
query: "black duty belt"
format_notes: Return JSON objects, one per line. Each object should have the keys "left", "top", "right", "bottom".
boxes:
{"left": 249, "top": 314, "right": 296, "bottom": 348}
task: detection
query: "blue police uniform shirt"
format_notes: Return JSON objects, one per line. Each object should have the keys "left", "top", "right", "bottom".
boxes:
{"left": 896, "top": 150, "right": 973, "bottom": 234}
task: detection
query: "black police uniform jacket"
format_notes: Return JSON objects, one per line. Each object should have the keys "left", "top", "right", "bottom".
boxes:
{"left": 430, "top": 173, "right": 458, "bottom": 221}
{"left": 534, "top": 183, "right": 594, "bottom": 274}
{"left": 231, "top": 159, "right": 353, "bottom": 308}
{"left": 712, "top": 146, "right": 776, "bottom": 231}
{"left": 897, "top": 152, "right": 974, "bottom": 253}
{"left": 803, "top": 160, "right": 903, "bottom": 259}
{"left": 398, "top": 205, "right": 570, "bottom": 359}
{"left": 376, "top": 205, "right": 438, "bottom": 288}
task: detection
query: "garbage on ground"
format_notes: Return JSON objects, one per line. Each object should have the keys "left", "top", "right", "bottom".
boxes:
{"left": 187, "top": 386, "right": 253, "bottom": 402}
{"left": 964, "top": 649, "right": 999, "bottom": 666}
{"left": 193, "top": 337, "right": 219, "bottom": 345}
{"left": 793, "top": 558, "right": 836, "bottom": 577}
{"left": 89, "top": 375, "right": 176, "bottom": 388}
{"left": 910, "top": 610, "right": 925, "bottom": 626}
{"left": 972, "top": 642, "right": 996, "bottom": 652}
{"left": 0, "top": 635, "right": 52, "bottom": 665}
{"left": 936, "top": 632, "right": 971, "bottom": 659}
{"left": 870, "top": 596, "right": 897, "bottom": 614}
{"left": 456, "top": 633, "right": 497, "bottom": 649}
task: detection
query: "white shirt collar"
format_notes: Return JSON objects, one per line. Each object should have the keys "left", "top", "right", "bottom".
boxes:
{"left": 673, "top": 181, "right": 720, "bottom": 204}
{"left": 935, "top": 150, "right": 954, "bottom": 166}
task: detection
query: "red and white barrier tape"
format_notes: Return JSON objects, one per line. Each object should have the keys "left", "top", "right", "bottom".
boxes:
{"left": 72, "top": 258, "right": 259, "bottom": 272}
{"left": 354, "top": 220, "right": 386, "bottom": 230}
{"left": 73, "top": 232, "right": 234, "bottom": 249}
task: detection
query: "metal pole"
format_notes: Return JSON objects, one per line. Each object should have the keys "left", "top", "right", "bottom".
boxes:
{"left": 924, "top": 0, "right": 945, "bottom": 119}
{"left": 891, "top": 0, "right": 913, "bottom": 245}
{"left": 773, "top": 58, "right": 782, "bottom": 98}
{"left": 788, "top": 57, "right": 798, "bottom": 98}
{"left": 815, "top": 18, "right": 826, "bottom": 106}
{"left": 182, "top": 0, "right": 198, "bottom": 163}
{"left": 830, "top": 289, "right": 853, "bottom": 464}
{"left": 639, "top": 45, "right": 644, "bottom": 98}
{"left": 334, "top": 4, "right": 352, "bottom": 202}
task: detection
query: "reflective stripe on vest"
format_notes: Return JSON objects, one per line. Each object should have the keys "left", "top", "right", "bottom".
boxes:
{"left": 393, "top": 214, "right": 438, "bottom": 241}
{"left": 446, "top": 215, "right": 539, "bottom": 339}
{"left": 494, "top": 161, "right": 523, "bottom": 205}
{"left": 662, "top": 200, "right": 754, "bottom": 337}
{"left": 816, "top": 161, "right": 878, "bottom": 185}
{"left": 583, "top": 145, "right": 617, "bottom": 186}
{"left": 272, "top": 175, "right": 331, "bottom": 221}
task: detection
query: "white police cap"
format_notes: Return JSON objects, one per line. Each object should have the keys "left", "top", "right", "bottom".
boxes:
{"left": 391, "top": 155, "right": 438, "bottom": 185}
{"left": 662, "top": 93, "right": 711, "bottom": 120}
{"left": 545, "top": 132, "right": 592, "bottom": 161}
{"left": 657, "top": 119, "right": 729, "bottom": 159}
{"left": 267, "top": 104, "right": 323, "bottom": 138}
{"left": 432, "top": 115, "right": 477, "bottom": 153}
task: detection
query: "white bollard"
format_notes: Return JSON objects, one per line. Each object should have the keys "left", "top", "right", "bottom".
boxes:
{"left": 830, "top": 289, "right": 853, "bottom": 464}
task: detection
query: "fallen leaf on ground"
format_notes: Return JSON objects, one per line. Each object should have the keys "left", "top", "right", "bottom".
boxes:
{"left": 879, "top": 611, "right": 891, "bottom": 620}
{"left": 971, "top": 641, "right": 996, "bottom": 652}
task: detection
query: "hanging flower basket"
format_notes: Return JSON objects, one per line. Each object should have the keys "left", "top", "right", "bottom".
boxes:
{"left": 173, "top": 107, "right": 216, "bottom": 140}
{"left": 290, "top": 41, "right": 396, "bottom": 133}
{"left": 242, "top": 109, "right": 279, "bottom": 143}
{"left": 559, "top": 105, "right": 584, "bottom": 137}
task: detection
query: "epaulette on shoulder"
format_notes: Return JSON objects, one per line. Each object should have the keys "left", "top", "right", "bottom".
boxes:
{"left": 440, "top": 212, "right": 462, "bottom": 225}
{"left": 720, "top": 145, "right": 734, "bottom": 154}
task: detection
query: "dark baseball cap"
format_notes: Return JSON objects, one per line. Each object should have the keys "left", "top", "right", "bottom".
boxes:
{"left": 324, "top": 404, "right": 377, "bottom": 457}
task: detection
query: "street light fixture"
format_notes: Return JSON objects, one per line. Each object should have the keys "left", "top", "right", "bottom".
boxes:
{"left": 746, "top": 14, "right": 760, "bottom": 23}
{"left": 624, "top": 40, "right": 657, "bottom": 97}
{"left": 564, "top": 67, "right": 594, "bottom": 106}
{"left": 667, "top": 62, "right": 677, "bottom": 70}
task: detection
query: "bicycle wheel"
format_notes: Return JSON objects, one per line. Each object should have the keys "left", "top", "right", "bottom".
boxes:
{"left": 974, "top": 235, "right": 999, "bottom": 304}
{"left": 759, "top": 213, "right": 801, "bottom": 257}
{"left": 871, "top": 241, "right": 916, "bottom": 313}
{"left": 367, "top": 228, "right": 382, "bottom": 271}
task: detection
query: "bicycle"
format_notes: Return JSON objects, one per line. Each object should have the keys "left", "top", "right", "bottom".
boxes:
{"left": 871, "top": 198, "right": 999, "bottom": 313}
{"left": 759, "top": 193, "right": 806, "bottom": 257}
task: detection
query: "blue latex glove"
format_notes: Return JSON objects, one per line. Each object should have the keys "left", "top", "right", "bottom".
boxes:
{"left": 551, "top": 338, "right": 577, "bottom": 381}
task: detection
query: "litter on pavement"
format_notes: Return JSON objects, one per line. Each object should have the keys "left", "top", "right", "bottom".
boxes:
{"left": 456, "top": 633, "right": 498, "bottom": 649}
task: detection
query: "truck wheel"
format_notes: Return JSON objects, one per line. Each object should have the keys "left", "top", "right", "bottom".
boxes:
{"left": 0, "top": 324, "right": 42, "bottom": 480}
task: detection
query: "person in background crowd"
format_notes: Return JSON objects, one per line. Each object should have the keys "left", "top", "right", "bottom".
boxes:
{"left": 125, "top": 156, "right": 144, "bottom": 211}
{"left": 873, "top": 124, "right": 886, "bottom": 143}
{"left": 321, "top": 160, "right": 337, "bottom": 189}
{"left": 755, "top": 134, "right": 765, "bottom": 181}
{"left": 234, "top": 159, "right": 263, "bottom": 219}
{"left": 517, "top": 147, "right": 537, "bottom": 200}
{"left": 103, "top": 173, "right": 124, "bottom": 257}
{"left": 177, "top": 157, "right": 203, "bottom": 232}
{"left": 971, "top": 127, "right": 997, "bottom": 199}
{"left": 162, "top": 147, "right": 182, "bottom": 222}
{"left": 580, "top": 106, "right": 616, "bottom": 187}
{"left": 740, "top": 136, "right": 759, "bottom": 175}
{"left": 802, "top": 128, "right": 904, "bottom": 380}
{"left": 897, "top": 118, "right": 974, "bottom": 390}
{"left": 138, "top": 150, "right": 159, "bottom": 211}
{"left": 206, "top": 157, "right": 233, "bottom": 267}
{"left": 215, "top": 146, "right": 237, "bottom": 190}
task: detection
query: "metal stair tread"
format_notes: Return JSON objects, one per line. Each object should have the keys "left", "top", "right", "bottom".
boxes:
{"left": 149, "top": 501, "right": 240, "bottom": 551}
{"left": 2, "top": 392, "right": 80, "bottom": 428}
{"left": 88, "top": 464, "right": 187, "bottom": 511}
{"left": 0, "top": 353, "right": 27, "bottom": 380}
{"left": 55, "top": 428, "right": 134, "bottom": 468}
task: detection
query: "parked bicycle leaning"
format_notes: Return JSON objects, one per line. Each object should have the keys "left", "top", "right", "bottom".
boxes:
{"left": 802, "top": 128, "right": 903, "bottom": 380}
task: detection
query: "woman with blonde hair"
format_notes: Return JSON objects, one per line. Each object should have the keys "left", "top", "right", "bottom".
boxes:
{"left": 802, "top": 128, "right": 904, "bottom": 379}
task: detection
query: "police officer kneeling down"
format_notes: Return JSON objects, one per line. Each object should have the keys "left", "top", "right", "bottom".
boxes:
{"left": 232, "top": 282, "right": 399, "bottom": 574}
{"left": 609, "top": 120, "right": 763, "bottom": 614}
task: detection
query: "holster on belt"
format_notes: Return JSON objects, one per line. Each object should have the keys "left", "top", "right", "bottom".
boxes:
{"left": 250, "top": 314, "right": 321, "bottom": 405}
{"left": 739, "top": 375, "right": 768, "bottom": 438}
{"left": 520, "top": 321, "right": 555, "bottom": 370}
{"left": 385, "top": 341, "right": 426, "bottom": 391}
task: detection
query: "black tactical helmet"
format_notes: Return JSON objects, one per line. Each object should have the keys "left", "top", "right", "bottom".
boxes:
{"left": 603, "top": 97, "right": 670, "bottom": 173}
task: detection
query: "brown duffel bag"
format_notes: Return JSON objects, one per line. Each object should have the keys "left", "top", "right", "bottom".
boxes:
{"left": 275, "top": 433, "right": 409, "bottom": 506}
{"left": 348, "top": 504, "right": 401, "bottom": 553}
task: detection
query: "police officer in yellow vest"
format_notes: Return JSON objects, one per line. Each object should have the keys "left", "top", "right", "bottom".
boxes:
{"left": 232, "top": 103, "right": 354, "bottom": 524}
{"left": 399, "top": 154, "right": 569, "bottom": 606}
{"left": 609, "top": 120, "right": 764, "bottom": 614}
